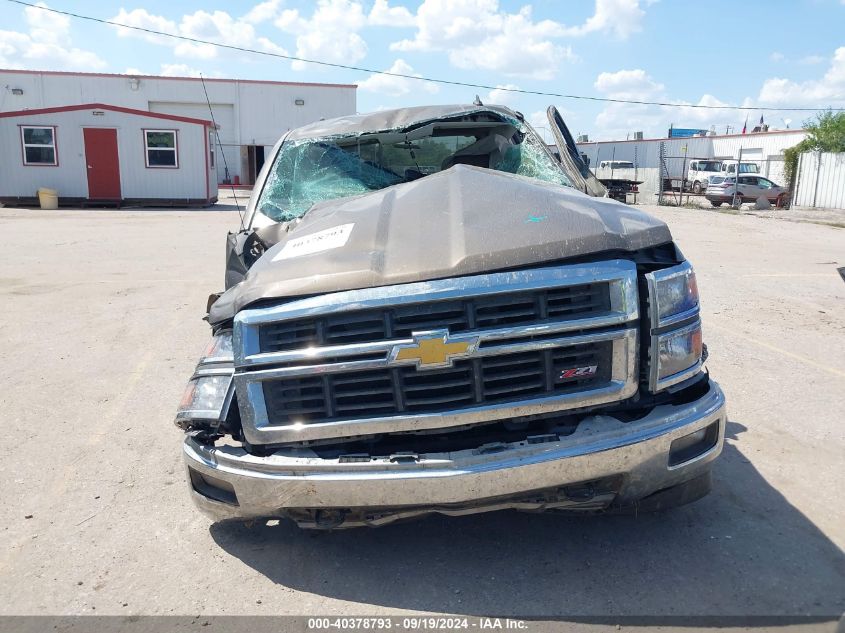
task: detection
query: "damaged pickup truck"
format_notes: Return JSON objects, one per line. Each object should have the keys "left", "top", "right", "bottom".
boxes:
{"left": 176, "top": 104, "right": 727, "bottom": 528}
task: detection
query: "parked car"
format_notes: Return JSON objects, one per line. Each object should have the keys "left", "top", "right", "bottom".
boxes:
{"left": 176, "top": 103, "right": 726, "bottom": 529}
{"left": 705, "top": 175, "right": 788, "bottom": 207}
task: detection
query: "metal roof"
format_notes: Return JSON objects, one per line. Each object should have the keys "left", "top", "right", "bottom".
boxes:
{"left": 0, "top": 68, "right": 357, "bottom": 90}
{"left": 0, "top": 102, "right": 214, "bottom": 126}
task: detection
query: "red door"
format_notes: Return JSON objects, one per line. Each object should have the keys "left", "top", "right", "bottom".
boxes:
{"left": 83, "top": 128, "right": 121, "bottom": 200}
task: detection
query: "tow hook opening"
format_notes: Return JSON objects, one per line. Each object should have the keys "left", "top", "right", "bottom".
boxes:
{"left": 668, "top": 420, "right": 720, "bottom": 467}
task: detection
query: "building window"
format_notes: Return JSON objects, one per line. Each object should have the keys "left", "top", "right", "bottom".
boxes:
{"left": 209, "top": 132, "right": 215, "bottom": 168}
{"left": 144, "top": 130, "right": 178, "bottom": 168}
{"left": 21, "top": 126, "right": 57, "bottom": 166}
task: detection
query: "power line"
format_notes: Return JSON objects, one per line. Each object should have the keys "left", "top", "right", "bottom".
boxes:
{"left": 7, "top": 0, "right": 844, "bottom": 113}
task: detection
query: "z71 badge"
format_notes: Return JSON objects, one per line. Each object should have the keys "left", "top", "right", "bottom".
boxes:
{"left": 558, "top": 365, "right": 598, "bottom": 381}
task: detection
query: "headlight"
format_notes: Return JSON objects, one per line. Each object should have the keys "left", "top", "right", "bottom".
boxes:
{"left": 656, "top": 320, "right": 703, "bottom": 383}
{"left": 177, "top": 375, "right": 232, "bottom": 420}
{"left": 646, "top": 261, "right": 699, "bottom": 328}
{"left": 200, "top": 331, "right": 234, "bottom": 363}
{"left": 175, "top": 331, "right": 234, "bottom": 429}
{"left": 646, "top": 263, "right": 704, "bottom": 391}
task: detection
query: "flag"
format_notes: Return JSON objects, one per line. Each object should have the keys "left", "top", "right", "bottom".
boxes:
{"left": 759, "top": 114, "right": 765, "bottom": 126}
{"left": 741, "top": 116, "right": 747, "bottom": 134}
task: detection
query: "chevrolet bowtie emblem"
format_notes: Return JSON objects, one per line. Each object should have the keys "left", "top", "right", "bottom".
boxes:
{"left": 389, "top": 330, "right": 480, "bottom": 370}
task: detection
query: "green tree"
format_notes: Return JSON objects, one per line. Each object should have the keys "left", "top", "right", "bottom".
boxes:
{"left": 783, "top": 110, "right": 845, "bottom": 189}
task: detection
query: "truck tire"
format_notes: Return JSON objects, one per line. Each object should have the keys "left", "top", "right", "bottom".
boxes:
{"left": 692, "top": 181, "right": 702, "bottom": 194}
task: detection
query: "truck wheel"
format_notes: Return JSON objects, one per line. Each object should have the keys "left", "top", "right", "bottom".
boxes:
{"left": 692, "top": 181, "right": 702, "bottom": 194}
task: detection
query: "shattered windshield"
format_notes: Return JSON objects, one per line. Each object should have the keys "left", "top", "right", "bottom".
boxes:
{"left": 256, "top": 114, "right": 574, "bottom": 223}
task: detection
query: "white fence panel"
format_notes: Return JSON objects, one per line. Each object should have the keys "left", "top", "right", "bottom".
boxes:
{"left": 794, "top": 152, "right": 845, "bottom": 209}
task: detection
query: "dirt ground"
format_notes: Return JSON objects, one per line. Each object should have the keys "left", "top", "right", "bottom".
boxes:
{"left": 641, "top": 192, "right": 845, "bottom": 227}
{"left": 0, "top": 202, "right": 843, "bottom": 625}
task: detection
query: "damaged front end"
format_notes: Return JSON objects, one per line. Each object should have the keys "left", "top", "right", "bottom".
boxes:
{"left": 176, "top": 103, "right": 726, "bottom": 528}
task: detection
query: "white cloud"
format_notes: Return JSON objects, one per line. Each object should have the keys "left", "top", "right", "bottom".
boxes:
{"left": 390, "top": 1, "right": 582, "bottom": 79}
{"left": 110, "top": 5, "right": 289, "bottom": 60}
{"left": 242, "top": 0, "right": 283, "bottom": 25}
{"left": 558, "top": 0, "right": 646, "bottom": 38}
{"left": 799, "top": 54, "right": 825, "bottom": 65}
{"left": 528, "top": 109, "right": 552, "bottom": 142}
{"left": 770, "top": 51, "right": 784, "bottom": 62}
{"left": 356, "top": 58, "right": 438, "bottom": 96}
{"left": 368, "top": 0, "right": 416, "bottom": 27}
{"left": 758, "top": 47, "right": 845, "bottom": 107}
{"left": 0, "top": 2, "right": 105, "bottom": 70}
{"left": 387, "top": 0, "right": 648, "bottom": 80}
{"left": 110, "top": 8, "right": 178, "bottom": 45}
{"left": 592, "top": 68, "right": 743, "bottom": 139}
{"left": 594, "top": 68, "right": 664, "bottom": 100}
{"left": 485, "top": 84, "right": 521, "bottom": 105}
{"left": 275, "top": 0, "right": 367, "bottom": 71}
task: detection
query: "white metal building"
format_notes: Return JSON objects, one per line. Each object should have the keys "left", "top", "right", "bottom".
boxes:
{"left": 576, "top": 129, "right": 809, "bottom": 196}
{"left": 0, "top": 103, "right": 217, "bottom": 205}
{"left": 0, "top": 69, "right": 357, "bottom": 185}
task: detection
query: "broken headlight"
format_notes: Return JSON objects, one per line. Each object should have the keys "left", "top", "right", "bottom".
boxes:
{"left": 646, "top": 262, "right": 704, "bottom": 391}
{"left": 175, "top": 331, "right": 234, "bottom": 430}
{"left": 647, "top": 261, "right": 699, "bottom": 328}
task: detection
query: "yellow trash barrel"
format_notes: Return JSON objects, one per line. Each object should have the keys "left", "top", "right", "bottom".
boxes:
{"left": 37, "top": 188, "right": 58, "bottom": 210}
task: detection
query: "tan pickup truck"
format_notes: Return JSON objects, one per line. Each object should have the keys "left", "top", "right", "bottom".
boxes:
{"left": 175, "top": 104, "right": 726, "bottom": 528}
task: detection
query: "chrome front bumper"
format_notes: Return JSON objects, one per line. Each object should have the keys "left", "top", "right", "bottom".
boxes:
{"left": 184, "top": 381, "right": 726, "bottom": 526}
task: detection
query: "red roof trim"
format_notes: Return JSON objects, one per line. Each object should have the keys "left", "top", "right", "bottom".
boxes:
{"left": 0, "top": 103, "right": 214, "bottom": 126}
{"left": 0, "top": 68, "right": 357, "bottom": 90}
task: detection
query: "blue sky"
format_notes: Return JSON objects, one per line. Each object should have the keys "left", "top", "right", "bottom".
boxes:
{"left": 2, "top": 0, "right": 844, "bottom": 141}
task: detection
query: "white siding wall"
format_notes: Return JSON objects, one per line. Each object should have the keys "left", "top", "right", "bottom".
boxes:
{"left": 793, "top": 152, "right": 845, "bottom": 209}
{"left": 150, "top": 101, "right": 235, "bottom": 184}
{"left": 0, "top": 107, "right": 212, "bottom": 200}
{"left": 0, "top": 70, "right": 357, "bottom": 182}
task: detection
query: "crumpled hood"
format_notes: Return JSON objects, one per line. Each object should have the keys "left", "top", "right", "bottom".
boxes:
{"left": 209, "top": 165, "right": 671, "bottom": 324}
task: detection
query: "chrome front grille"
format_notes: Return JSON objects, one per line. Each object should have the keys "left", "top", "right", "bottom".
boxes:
{"left": 234, "top": 260, "right": 640, "bottom": 445}
{"left": 259, "top": 283, "right": 611, "bottom": 353}
{"left": 262, "top": 342, "right": 612, "bottom": 423}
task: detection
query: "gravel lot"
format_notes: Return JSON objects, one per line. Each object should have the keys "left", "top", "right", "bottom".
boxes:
{"left": 1, "top": 203, "right": 843, "bottom": 624}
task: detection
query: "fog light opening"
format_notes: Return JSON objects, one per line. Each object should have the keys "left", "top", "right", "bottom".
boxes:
{"left": 669, "top": 421, "right": 720, "bottom": 467}
{"left": 189, "top": 468, "right": 239, "bottom": 506}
